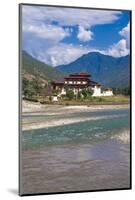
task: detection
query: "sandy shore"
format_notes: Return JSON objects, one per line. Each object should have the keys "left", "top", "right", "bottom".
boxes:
{"left": 22, "top": 100, "right": 129, "bottom": 113}
{"left": 22, "top": 100, "right": 129, "bottom": 131}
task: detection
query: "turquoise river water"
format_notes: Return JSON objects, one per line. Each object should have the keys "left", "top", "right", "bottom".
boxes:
{"left": 21, "top": 108, "right": 131, "bottom": 194}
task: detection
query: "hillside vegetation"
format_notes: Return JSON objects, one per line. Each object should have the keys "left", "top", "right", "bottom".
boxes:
{"left": 22, "top": 50, "right": 64, "bottom": 81}
{"left": 22, "top": 51, "right": 65, "bottom": 98}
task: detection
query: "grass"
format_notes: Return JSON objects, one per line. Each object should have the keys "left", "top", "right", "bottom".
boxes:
{"left": 24, "top": 95, "right": 130, "bottom": 105}
{"left": 93, "top": 95, "right": 130, "bottom": 103}
{"left": 59, "top": 95, "right": 130, "bottom": 105}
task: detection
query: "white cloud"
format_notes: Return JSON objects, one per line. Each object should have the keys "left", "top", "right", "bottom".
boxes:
{"left": 23, "top": 37, "right": 129, "bottom": 67}
{"left": 23, "top": 24, "right": 70, "bottom": 42}
{"left": 22, "top": 5, "right": 121, "bottom": 44}
{"left": 119, "top": 23, "right": 130, "bottom": 38}
{"left": 103, "top": 22, "right": 130, "bottom": 57}
{"left": 77, "top": 26, "right": 93, "bottom": 42}
{"left": 22, "top": 5, "right": 129, "bottom": 66}
{"left": 105, "top": 39, "right": 129, "bottom": 57}
{"left": 36, "top": 43, "right": 95, "bottom": 66}
{"left": 22, "top": 6, "right": 122, "bottom": 28}
{"left": 119, "top": 22, "right": 130, "bottom": 48}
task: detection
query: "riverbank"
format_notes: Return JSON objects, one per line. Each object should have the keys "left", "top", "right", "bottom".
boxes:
{"left": 22, "top": 100, "right": 130, "bottom": 131}
{"left": 22, "top": 100, "right": 130, "bottom": 113}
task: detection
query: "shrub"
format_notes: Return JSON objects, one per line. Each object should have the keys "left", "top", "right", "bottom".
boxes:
{"left": 66, "top": 89, "right": 74, "bottom": 100}
{"left": 81, "top": 89, "right": 87, "bottom": 99}
{"left": 49, "top": 96, "right": 52, "bottom": 101}
{"left": 77, "top": 91, "right": 82, "bottom": 99}
{"left": 87, "top": 88, "right": 93, "bottom": 96}
{"left": 23, "top": 97, "right": 38, "bottom": 102}
{"left": 22, "top": 77, "right": 43, "bottom": 98}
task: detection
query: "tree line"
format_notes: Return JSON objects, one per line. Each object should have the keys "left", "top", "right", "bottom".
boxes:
{"left": 112, "top": 86, "right": 130, "bottom": 96}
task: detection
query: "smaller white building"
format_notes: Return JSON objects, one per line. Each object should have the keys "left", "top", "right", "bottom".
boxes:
{"left": 102, "top": 89, "right": 113, "bottom": 96}
{"left": 92, "top": 86, "right": 113, "bottom": 97}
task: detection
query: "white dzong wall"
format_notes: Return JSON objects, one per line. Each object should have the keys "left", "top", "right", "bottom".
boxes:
{"left": 92, "top": 86, "right": 102, "bottom": 97}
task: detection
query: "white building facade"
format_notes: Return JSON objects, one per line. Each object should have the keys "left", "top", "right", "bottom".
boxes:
{"left": 52, "top": 72, "right": 113, "bottom": 98}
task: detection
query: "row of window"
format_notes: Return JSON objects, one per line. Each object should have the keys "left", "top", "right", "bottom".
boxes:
{"left": 65, "top": 81, "right": 87, "bottom": 84}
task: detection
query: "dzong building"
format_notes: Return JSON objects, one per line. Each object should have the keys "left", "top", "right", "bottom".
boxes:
{"left": 51, "top": 72, "right": 113, "bottom": 99}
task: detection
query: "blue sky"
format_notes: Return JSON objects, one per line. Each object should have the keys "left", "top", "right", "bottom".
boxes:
{"left": 22, "top": 5, "right": 130, "bottom": 66}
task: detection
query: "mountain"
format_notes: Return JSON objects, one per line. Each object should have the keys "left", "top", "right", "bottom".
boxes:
{"left": 22, "top": 51, "right": 64, "bottom": 83}
{"left": 56, "top": 52, "right": 130, "bottom": 88}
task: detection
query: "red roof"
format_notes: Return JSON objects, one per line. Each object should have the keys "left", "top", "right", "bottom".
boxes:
{"left": 52, "top": 80, "right": 64, "bottom": 85}
{"left": 64, "top": 72, "right": 91, "bottom": 79}
{"left": 79, "top": 72, "right": 90, "bottom": 75}
{"left": 64, "top": 77, "right": 89, "bottom": 79}
{"left": 52, "top": 72, "right": 101, "bottom": 87}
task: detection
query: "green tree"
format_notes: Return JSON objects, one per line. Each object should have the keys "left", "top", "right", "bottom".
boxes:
{"left": 23, "top": 82, "right": 37, "bottom": 97}
{"left": 87, "top": 88, "right": 93, "bottom": 96}
{"left": 77, "top": 91, "right": 82, "bottom": 99}
{"left": 81, "top": 89, "right": 87, "bottom": 99}
{"left": 66, "top": 89, "right": 74, "bottom": 100}
{"left": 22, "top": 77, "right": 43, "bottom": 98}
{"left": 31, "top": 78, "right": 43, "bottom": 95}
{"left": 112, "top": 86, "right": 130, "bottom": 96}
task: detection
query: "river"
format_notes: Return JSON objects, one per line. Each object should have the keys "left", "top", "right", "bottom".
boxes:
{"left": 20, "top": 107, "right": 131, "bottom": 195}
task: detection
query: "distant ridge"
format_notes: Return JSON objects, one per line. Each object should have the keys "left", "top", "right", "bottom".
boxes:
{"left": 56, "top": 52, "right": 130, "bottom": 88}
{"left": 22, "top": 50, "right": 64, "bottom": 82}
